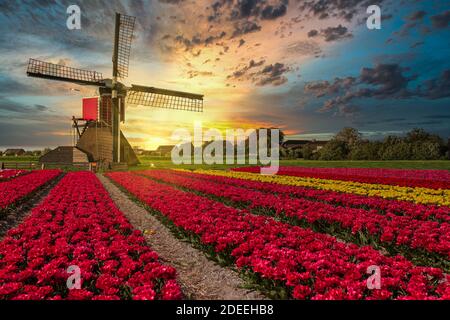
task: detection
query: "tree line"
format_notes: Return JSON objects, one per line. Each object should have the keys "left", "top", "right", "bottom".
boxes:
{"left": 293, "top": 128, "right": 449, "bottom": 161}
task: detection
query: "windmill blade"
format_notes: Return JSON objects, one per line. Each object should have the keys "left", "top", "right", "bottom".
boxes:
{"left": 126, "top": 84, "right": 204, "bottom": 112}
{"left": 27, "top": 59, "right": 105, "bottom": 87}
{"left": 113, "top": 13, "right": 136, "bottom": 79}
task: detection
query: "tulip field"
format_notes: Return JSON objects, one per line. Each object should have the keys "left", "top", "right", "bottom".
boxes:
{"left": 0, "top": 170, "right": 28, "bottom": 182}
{"left": 0, "top": 166, "right": 449, "bottom": 300}
{"left": 0, "top": 171, "right": 181, "bottom": 300}
{"left": 106, "top": 168, "right": 450, "bottom": 300}
{"left": 0, "top": 170, "right": 60, "bottom": 213}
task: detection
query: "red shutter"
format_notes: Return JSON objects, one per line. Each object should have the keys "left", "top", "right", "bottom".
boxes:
{"left": 82, "top": 97, "right": 99, "bottom": 120}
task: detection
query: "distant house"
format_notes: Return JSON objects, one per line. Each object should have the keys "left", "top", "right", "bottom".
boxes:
{"left": 151, "top": 143, "right": 196, "bottom": 157}
{"left": 141, "top": 150, "right": 154, "bottom": 156}
{"left": 283, "top": 140, "right": 328, "bottom": 150}
{"left": 154, "top": 145, "right": 175, "bottom": 157}
{"left": 39, "top": 146, "right": 90, "bottom": 164}
{"left": 4, "top": 149, "right": 26, "bottom": 157}
{"left": 314, "top": 141, "right": 328, "bottom": 151}
{"left": 281, "top": 140, "right": 328, "bottom": 158}
{"left": 281, "top": 140, "right": 311, "bottom": 150}
{"left": 132, "top": 147, "right": 146, "bottom": 156}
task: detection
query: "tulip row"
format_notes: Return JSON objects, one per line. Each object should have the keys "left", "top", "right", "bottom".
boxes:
{"left": 174, "top": 169, "right": 450, "bottom": 222}
{"left": 137, "top": 170, "right": 450, "bottom": 269}
{"left": 0, "top": 172, "right": 182, "bottom": 300}
{"left": 0, "top": 170, "right": 28, "bottom": 182}
{"left": 0, "top": 170, "right": 61, "bottom": 212}
{"left": 190, "top": 170, "right": 450, "bottom": 206}
{"left": 233, "top": 166, "right": 450, "bottom": 190}
{"left": 107, "top": 172, "right": 449, "bottom": 300}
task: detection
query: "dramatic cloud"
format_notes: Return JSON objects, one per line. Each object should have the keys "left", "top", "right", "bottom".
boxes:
{"left": 407, "top": 10, "right": 426, "bottom": 21}
{"left": 359, "top": 64, "right": 410, "bottom": 96}
{"left": 307, "top": 25, "right": 352, "bottom": 42}
{"left": 171, "top": 31, "right": 227, "bottom": 52}
{"left": 285, "top": 40, "right": 321, "bottom": 56}
{"left": 321, "top": 25, "right": 352, "bottom": 42}
{"left": 305, "top": 64, "right": 450, "bottom": 115}
{"left": 187, "top": 70, "right": 214, "bottom": 78}
{"left": 304, "top": 64, "right": 411, "bottom": 113}
{"left": 234, "top": 0, "right": 259, "bottom": 18}
{"left": 228, "top": 60, "right": 290, "bottom": 86}
{"left": 234, "top": 0, "right": 288, "bottom": 20}
{"left": 307, "top": 29, "right": 318, "bottom": 37}
{"left": 209, "top": 0, "right": 288, "bottom": 22}
{"left": 261, "top": 3, "right": 288, "bottom": 20}
{"left": 420, "top": 69, "right": 450, "bottom": 99}
{"left": 231, "top": 21, "right": 262, "bottom": 38}
{"left": 431, "top": 10, "right": 450, "bottom": 29}
{"left": 392, "top": 9, "right": 438, "bottom": 39}
{"left": 227, "top": 59, "right": 266, "bottom": 79}
{"left": 34, "top": 104, "right": 49, "bottom": 112}
{"left": 304, "top": 77, "right": 356, "bottom": 97}
{"left": 299, "top": 0, "right": 386, "bottom": 22}
{"left": 0, "top": 97, "right": 36, "bottom": 114}
{"left": 410, "top": 41, "right": 424, "bottom": 49}
{"left": 254, "top": 62, "right": 290, "bottom": 86}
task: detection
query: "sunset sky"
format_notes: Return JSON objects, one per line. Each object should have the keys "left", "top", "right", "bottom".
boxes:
{"left": 0, "top": 0, "right": 449, "bottom": 150}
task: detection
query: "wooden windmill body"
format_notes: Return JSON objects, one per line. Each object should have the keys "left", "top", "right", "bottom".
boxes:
{"left": 28, "top": 13, "right": 203, "bottom": 167}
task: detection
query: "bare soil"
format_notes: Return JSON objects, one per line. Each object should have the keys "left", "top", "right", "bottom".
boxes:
{"left": 97, "top": 174, "right": 265, "bottom": 300}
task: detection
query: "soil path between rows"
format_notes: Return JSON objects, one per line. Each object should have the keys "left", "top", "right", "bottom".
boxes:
{"left": 98, "top": 173, "right": 265, "bottom": 300}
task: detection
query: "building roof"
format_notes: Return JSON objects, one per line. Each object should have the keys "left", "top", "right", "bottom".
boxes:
{"left": 4, "top": 148, "right": 26, "bottom": 154}
{"left": 282, "top": 140, "right": 329, "bottom": 148}
{"left": 156, "top": 145, "right": 175, "bottom": 153}
{"left": 39, "top": 146, "right": 90, "bottom": 164}
{"left": 282, "top": 140, "right": 311, "bottom": 146}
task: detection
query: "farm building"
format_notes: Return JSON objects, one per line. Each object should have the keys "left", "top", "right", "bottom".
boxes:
{"left": 153, "top": 145, "right": 176, "bottom": 157}
{"left": 39, "top": 146, "right": 90, "bottom": 164}
{"left": 282, "top": 140, "right": 328, "bottom": 152}
{"left": 281, "top": 139, "right": 310, "bottom": 150}
{"left": 281, "top": 140, "right": 328, "bottom": 159}
{"left": 39, "top": 124, "right": 140, "bottom": 167}
{"left": 3, "top": 149, "right": 26, "bottom": 156}
{"left": 132, "top": 147, "right": 146, "bottom": 156}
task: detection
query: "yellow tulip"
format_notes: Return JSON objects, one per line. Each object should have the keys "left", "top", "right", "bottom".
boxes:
{"left": 181, "top": 169, "right": 450, "bottom": 207}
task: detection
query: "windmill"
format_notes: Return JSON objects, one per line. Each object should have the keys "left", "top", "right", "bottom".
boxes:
{"left": 27, "top": 13, "right": 203, "bottom": 166}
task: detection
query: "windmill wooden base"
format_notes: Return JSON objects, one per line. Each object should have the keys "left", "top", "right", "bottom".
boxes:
{"left": 39, "top": 124, "right": 139, "bottom": 168}
{"left": 76, "top": 124, "right": 139, "bottom": 166}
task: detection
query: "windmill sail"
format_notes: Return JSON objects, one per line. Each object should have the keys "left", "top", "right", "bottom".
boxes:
{"left": 113, "top": 13, "right": 136, "bottom": 79}
{"left": 26, "top": 59, "right": 104, "bottom": 86}
{"left": 126, "top": 84, "right": 203, "bottom": 112}
{"left": 111, "top": 13, "right": 136, "bottom": 163}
